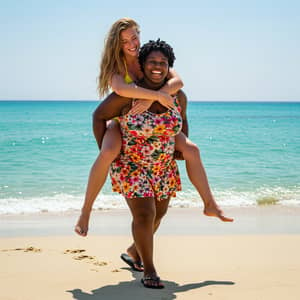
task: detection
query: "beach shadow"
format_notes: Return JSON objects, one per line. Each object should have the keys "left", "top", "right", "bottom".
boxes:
{"left": 67, "top": 267, "right": 235, "bottom": 300}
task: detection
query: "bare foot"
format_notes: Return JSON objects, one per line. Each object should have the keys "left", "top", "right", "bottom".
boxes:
{"left": 203, "top": 201, "right": 234, "bottom": 222}
{"left": 126, "top": 244, "right": 144, "bottom": 271}
{"left": 75, "top": 212, "right": 90, "bottom": 236}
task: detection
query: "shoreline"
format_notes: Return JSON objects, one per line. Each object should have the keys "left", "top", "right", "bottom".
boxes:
{"left": 1, "top": 206, "right": 300, "bottom": 237}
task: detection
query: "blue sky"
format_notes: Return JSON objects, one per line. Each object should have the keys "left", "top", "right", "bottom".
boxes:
{"left": 0, "top": 0, "right": 299, "bottom": 101}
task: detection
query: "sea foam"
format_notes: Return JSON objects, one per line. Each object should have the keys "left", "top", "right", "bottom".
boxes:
{"left": 1, "top": 186, "right": 299, "bottom": 215}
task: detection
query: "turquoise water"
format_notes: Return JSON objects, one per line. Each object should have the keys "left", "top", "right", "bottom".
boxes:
{"left": 0, "top": 101, "right": 299, "bottom": 214}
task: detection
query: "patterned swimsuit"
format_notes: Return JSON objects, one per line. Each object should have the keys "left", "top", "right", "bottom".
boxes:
{"left": 110, "top": 98, "right": 182, "bottom": 201}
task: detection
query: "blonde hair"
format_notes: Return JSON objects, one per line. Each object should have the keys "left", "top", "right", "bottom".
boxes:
{"left": 98, "top": 17, "right": 140, "bottom": 97}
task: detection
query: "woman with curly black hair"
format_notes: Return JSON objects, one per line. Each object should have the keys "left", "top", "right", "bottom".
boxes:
{"left": 91, "top": 39, "right": 232, "bottom": 288}
{"left": 92, "top": 39, "right": 185, "bottom": 288}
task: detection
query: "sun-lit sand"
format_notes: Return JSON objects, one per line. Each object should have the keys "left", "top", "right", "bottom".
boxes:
{"left": 1, "top": 207, "right": 300, "bottom": 300}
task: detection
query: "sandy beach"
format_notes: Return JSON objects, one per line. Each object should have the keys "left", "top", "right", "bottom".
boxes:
{"left": 1, "top": 206, "right": 300, "bottom": 300}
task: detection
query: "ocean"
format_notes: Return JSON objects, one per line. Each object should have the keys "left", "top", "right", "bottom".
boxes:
{"left": 0, "top": 101, "right": 299, "bottom": 214}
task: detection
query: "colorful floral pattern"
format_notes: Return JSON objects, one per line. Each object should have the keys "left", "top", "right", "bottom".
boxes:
{"left": 110, "top": 98, "right": 182, "bottom": 201}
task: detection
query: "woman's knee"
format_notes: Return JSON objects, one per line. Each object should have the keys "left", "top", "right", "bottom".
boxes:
{"left": 99, "top": 144, "right": 120, "bottom": 162}
{"left": 175, "top": 133, "right": 200, "bottom": 158}
{"left": 100, "top": 122, "right": 122, "bottom": 159}
{"left": 133, "top": 208, "right": 156, "bottom": 226}
{"left": 155, "top": 207, "right": 168, "bottom": 223}
{"left": 182, "top": 141, "right": 200, "bottom": 160}
{"left": 154, "top": 198, "right": 170, "bottom": 223}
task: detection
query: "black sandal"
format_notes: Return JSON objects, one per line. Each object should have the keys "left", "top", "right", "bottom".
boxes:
{"left": 120, "top": 253, "right": 144, "bottom": 272}
{"left": 141, "top": 276, "right": 165, "bottom": 289}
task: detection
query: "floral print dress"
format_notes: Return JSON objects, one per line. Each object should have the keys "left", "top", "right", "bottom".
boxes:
{"left": 110, "top": 97, "right": 183, "bottom": 201}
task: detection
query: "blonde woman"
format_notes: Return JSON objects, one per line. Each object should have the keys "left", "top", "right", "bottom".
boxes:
{"left": 75, "top": 18, "right": 233, "bottom": 271}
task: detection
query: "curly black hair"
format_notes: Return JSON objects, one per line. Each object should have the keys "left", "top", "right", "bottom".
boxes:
{"left": 138, "top": 39, "right": 176, "bottom": 72}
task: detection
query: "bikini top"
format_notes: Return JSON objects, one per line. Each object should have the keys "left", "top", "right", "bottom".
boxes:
{"left": 123, "top": 60, "right": 134, "bottom": 84}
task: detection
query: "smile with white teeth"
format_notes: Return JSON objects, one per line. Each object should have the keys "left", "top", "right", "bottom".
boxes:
{"left": 152, "top": 71, "right": 162, "bottom": 74}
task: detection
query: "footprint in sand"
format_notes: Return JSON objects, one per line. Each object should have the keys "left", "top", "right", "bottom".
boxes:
{"left": 73, "top": 255, "right": 108, "bottom": 267}
{"left": 63, "top": 249, "right": 86, "bottom": 254}
{"left": 64, "top": 249, "right": 109, "bottom": 268}
{"left": 1, "top": 246, "right": 42, "bottom": 253}
{"left": 93, "top": 261, "right": 108, "bottom": 266}
{"left": 73, "top": 254, "right": 95, "bottom": 261}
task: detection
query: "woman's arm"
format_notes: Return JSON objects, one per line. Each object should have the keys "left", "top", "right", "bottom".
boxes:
{"left": 93, "top": 92, "right": 130, "bottom": 149}
{"left": 174, "top": 90, "right": 188, "bottom": 160}
{"left": 128, "top": 69, "right": 184, "bottom": 115}
{"left": 111, "top": 74, "right": 172, "bottom": 103}
{"left": 111, "top": 73, "right": 174, "bottom": 110}
{"left": 177, "top": 90, "right": 188, "bottom": 137}
{"left": 160, "top": 68, "right": 184, "bottom": 95}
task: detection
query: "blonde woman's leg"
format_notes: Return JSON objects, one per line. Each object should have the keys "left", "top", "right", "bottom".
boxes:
{"left": 75, "top": 121, "right": 122, "bottom": 236}
{"left": 175, "top": 132, "right": 233, "bottom": 222}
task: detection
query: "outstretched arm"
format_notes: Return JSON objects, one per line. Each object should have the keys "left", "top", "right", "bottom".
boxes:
{"left": 93, "top": 92, "right": 130, "bottom": 149}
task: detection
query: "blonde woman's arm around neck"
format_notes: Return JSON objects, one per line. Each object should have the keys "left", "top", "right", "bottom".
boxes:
{"left": 111, "top": 74, "right": 159, "bottom": 100}
{"left": 160, "top": 68, "right": 184, "bottom": 95}
{"left": 110, "top": 73, "right": 174, "bottom": 109}
{"left": 127, "top": 68, "right": 184, "bottom": 114}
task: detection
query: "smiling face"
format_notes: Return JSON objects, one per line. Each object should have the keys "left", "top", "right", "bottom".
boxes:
{"left": 120, "top": 27, "right": 140, "bottom": 58}
{"left": 143, "top": 51, "right": 169, "bottom": 86}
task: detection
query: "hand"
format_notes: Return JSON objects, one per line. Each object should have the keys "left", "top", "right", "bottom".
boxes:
{"left": 174, "top": 150, "right": 184, "bottom": 160}
{"left": 157, "top": 91, "right": 175, "bottom": 109}
{"left": 128, "top": 99, "right": 153, "bottom": 115}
